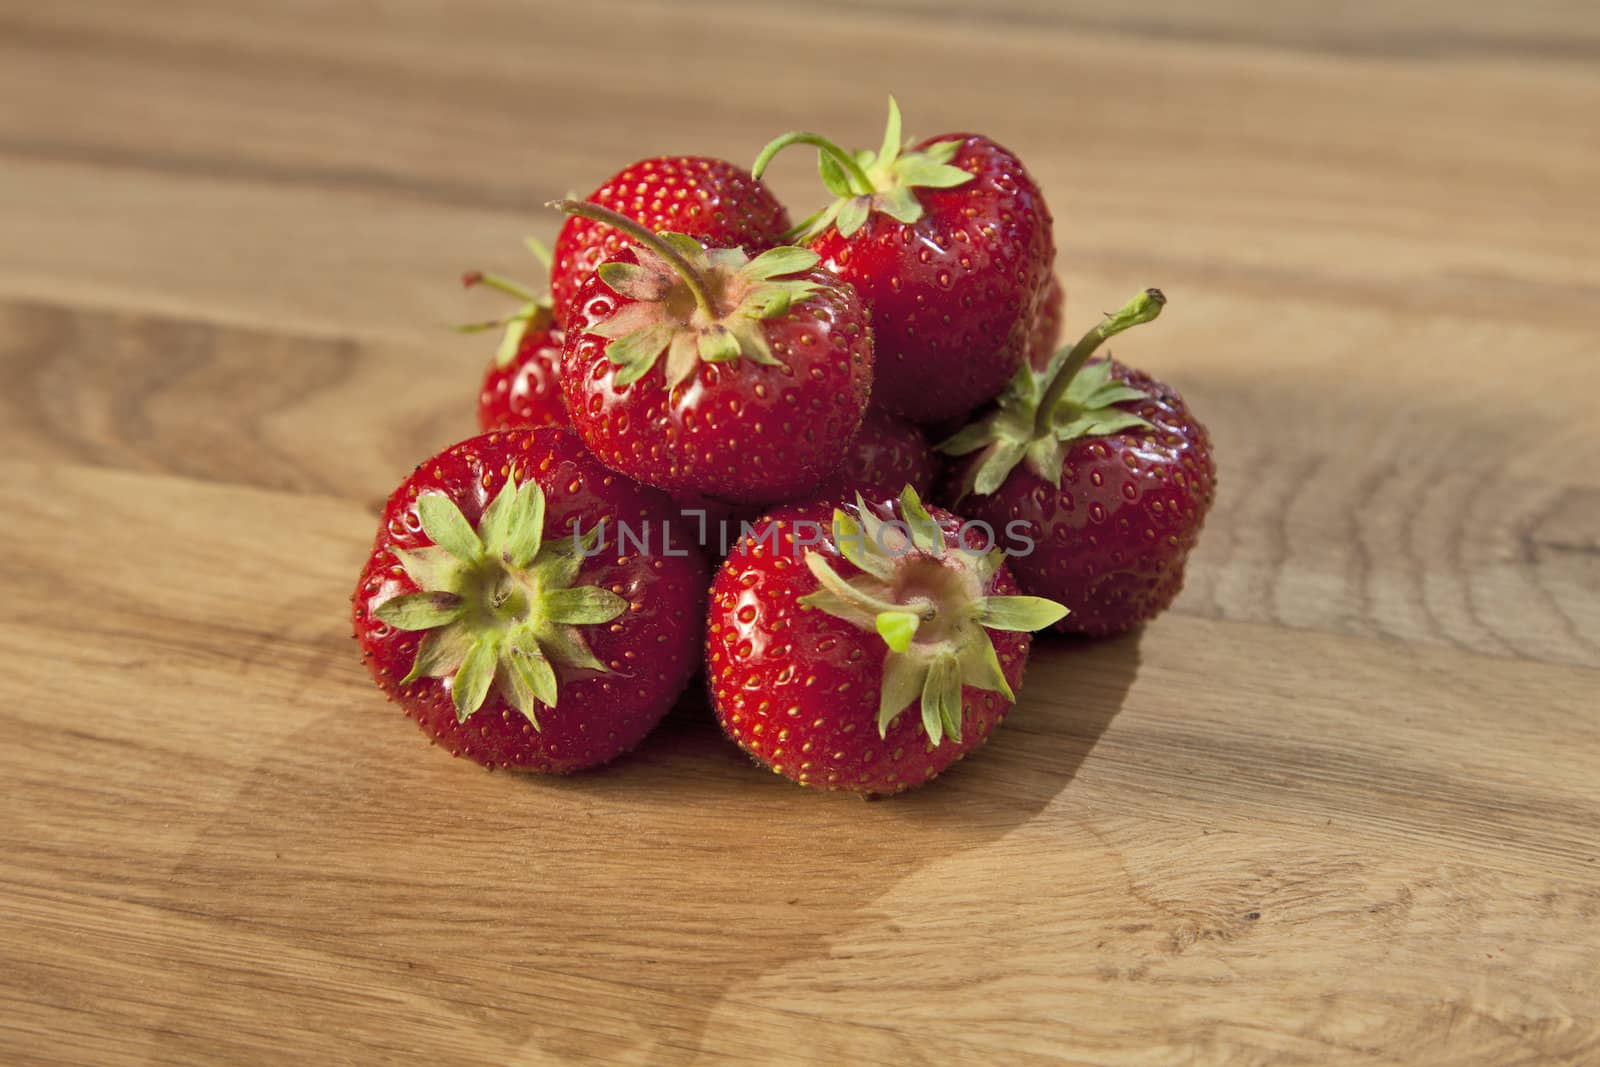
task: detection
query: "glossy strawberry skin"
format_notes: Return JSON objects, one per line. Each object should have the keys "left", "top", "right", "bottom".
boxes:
{"left": 476, "top": 325, "right": 568, "bottom": 431}
{"left": 943, "top": 360, "right": 1215, "bottom": 636}
{"left": 352, "top": 429, "right": 708, "bottom": 773}
{"left": 1027, "top": 274, "right": 1064, "bottom": 370}
{"left": 810, "top": 134, "right": 1053, "bottom": 425}
{"left": 810, "top": 409, "right": 937, "bottom": 504}
{"left": 551, "top": 157, "right": 791, "bottom": 331}
{"left": 561, "top": 249, "right": 874, "bottom": 505}
{"left": 706, "top": 501, "right": 1030, "bottom": 795}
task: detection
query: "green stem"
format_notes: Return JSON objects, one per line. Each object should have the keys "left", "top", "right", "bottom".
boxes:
{"left": 463, "top": 271, "right": 538, "bottom": 302}
{"left": 522, "top": 235, "right": 553, "bottom": 270}
{"left": 752, "top": 132, "right": 875, "bottom": 195}
{"left": 547, "top": 199, "right": 717, "bottom": 318}
{"left": 1032, "top": 289, "right": 1166, "bottom": 439}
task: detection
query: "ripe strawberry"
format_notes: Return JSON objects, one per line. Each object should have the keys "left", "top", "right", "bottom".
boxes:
{"left": 352, "top": 428, "right": 708, "bottom": 773}
{"left": 459, "top": 238, "right": 568, "bottom": 432}
{"left": 550, "top": 156, "right": 791, "bottom": 331}
{"left": 1028, "top": 273, "right": 1064, "bottom": 371}
{"left": 939, "top": 290, "right": 1215, "bottom": 636}
{"left": 811, "top": 409, "right": 937, "bottom": 504}
{"left": 753, "top": 98, "right": 1054, "bottom": 424}
{"left": 707, "top": 487, "right": 1066, "bottom": 795}
{"left": 479, "top": 325, "right": 566, "bottom": 432}
{"left": 555, "top": 199, "right": 873, "bottom": 505}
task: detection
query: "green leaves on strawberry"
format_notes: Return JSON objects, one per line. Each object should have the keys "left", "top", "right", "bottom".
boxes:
{"left": 756, "top": 97, "right": 975, "bottom": 242}
{"left": 586, "top": 239, "right": 824, "bottom": 388}
{"left": 460, "top": 237, "right": 570, "bottom": 432}
{"left": 373, "top": 475, "right": 624, "bottom": 726}
{"left": 752, "top": 97, "right": 1055, "bottom": 424}
{"left": 798, "top": 488, "right": 1067, "bottom": 746}
{"left": 936, "top": 289, "right": 1217, "bottom": 637}
{"left": 707, "top": 487, "right": 1066, "bottom": 795}
{"left": 554, "top": 199, "right": 874, "bottom": 505}
{"left": 353, "top": 429, "right": 709, "bottom": 774}
{"left": 458, "top": 237, "right": 557, "bottom": 370}
{"left": 940, "top": 289, "right": 1167, "bottom": 496}
{"left": 548, "top": 155, "right": 792, "bottom": 332}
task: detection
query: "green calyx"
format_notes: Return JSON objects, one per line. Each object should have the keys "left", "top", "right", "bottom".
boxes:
{"left": 457, "top": 236, "right": 556, "bottom": 368}
{"left": 939, "top": 289, "right": 1167, "bottom": 498}
{"left": 549, "top": 199, "right": 821, "bottom": 389}
{"left": 797, "top": 486, "right": 1068, "bottom": 747}
{"left": 752, "top": 96, "right": 975, "bottom": 241}
{"left": 372, "top": 476, "right": 625, "bottom": 727}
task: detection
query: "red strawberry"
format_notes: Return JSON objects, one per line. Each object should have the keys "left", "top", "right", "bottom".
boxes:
{"left": 352, "top": 428, "right": 708, "bottom": 773}
{"left": 707, "top": 487, "right": 1066, "bottom": 795}
{"left": 550, "top": 156, "right": 791, "bottom": 331}
{"left": 1027, "top": 273, "right": 1064, "bottom": 371}
{"left": 753, "top": 98, "right": 1054, "bottom": 424}
{"left": 555, "top": 199, "right": 873, "bottom": 505}
{"left": 811, "top": 409, "right": 937, "bottom": 504}
{"left": 939, "top": 290, "right": 1215, "bottom": 636}
{"left": 459, "top": 238, "right": 568, "bottom": 432}
{"left": 479, "top": 325, "right": 566, "bottom": 432}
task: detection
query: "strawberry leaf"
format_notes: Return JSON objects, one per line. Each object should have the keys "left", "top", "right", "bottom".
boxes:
{"left": 875, "top": 611, "right": 920, "bottom": 653}
{"left": 893, "top": 156, "right": 973, "bottom": 190}
{"left": 698, "top": 326, "right": 742, "bottom": 363}
{"left": 539, "top": 626, "right": 608, "bottom": 674}
{"left": 977, "top": 595, "right": 1069, "bottom": 632}
{"left": 499, "top": 481, "right": 547, "bottom": 570}
{"left": 392, "top": 545, "right": 468, "bottom": 594}
{"left": 920, "top": 654, "right": 962, "bottom": 746}
{"left": 495, "top": 312, "right": 531, "bottom": 368}
{"left": 374, "top": 591, "right": 465, "bottom": 631}
{"left": 873, "top": 187, "right": 923, "bottom": 226}
{"left": 833, "top": 510, "right": 894, "bottom": 579}
{"left": 418, "top": 493, "right": 484, "bottom": 563}
{"left": 877, "top": 653, "right": 926, "bottom": 737}
{"left": 665, "top": 332, "right": 699, "bottom": 390}
{"left": 744, "top": 246, "right": 820, "bottom": 280}
{"left": 451, "top": 636, "right": 500, "bottom": 721}
{"left": 402, "top": 625, "right": 473, "bottom": 686}
{"left": 818, "top": 151, "right": 855, "bottom": 198}
{"left": 898, "top": 485, "right": 944, "bottom": 556}
{"left": 541, "top": 587, "right": 628, "bottom": 625}
{"left": 836, "top": 198, "right": 871, "bottom": 238}
{"left": 607, "top": 322, "right": 677, "bottom": 385}
{"left": 877, "top": 96, "right": 904, "bottom": 170}
{"left": 599, "top": 261, "right": 673, "bottom": 302}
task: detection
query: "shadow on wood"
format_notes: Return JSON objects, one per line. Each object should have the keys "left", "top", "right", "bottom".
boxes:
{"left": 145, "top": 631, "right": 1141, "bottom": 1063}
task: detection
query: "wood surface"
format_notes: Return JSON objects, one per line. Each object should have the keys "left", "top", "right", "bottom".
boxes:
{"left": 2, "top": 1, "right": 1598, "bottom": 1064}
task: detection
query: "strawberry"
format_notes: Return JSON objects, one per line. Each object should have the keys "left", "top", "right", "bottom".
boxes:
{"left": 352, "top": 428, "right": 708, "bottom": 773}
{"left": 811, "top": 409, "right": 937, "bottom": 504}
{"left": 939, "top": 290, "right": 1216, "bottom": 636}
{"left": 554, "top": 199, "right": 873, "bottom": 505}
{"left": 1028, "top": 273, "right": 1064, "bottom": 371}
{"left": 753, "top": 98, "right": 1054, "bottom": 424}
{"left": 706, "top": 487, "right": 1066, "bottom": 795}
{"left": 550, "top": 156, "right": 791, "bottom": 331}
{"left": 459, "top": 238, "right": 568, "bottom": 432}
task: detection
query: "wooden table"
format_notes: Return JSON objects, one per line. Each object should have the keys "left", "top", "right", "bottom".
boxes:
{"left": 3, "top": 2, "right": 1597, "bottom": 1063}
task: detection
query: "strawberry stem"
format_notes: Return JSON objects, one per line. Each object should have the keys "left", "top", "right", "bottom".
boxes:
{"left": 463, "top": 271, "right": 539, "bottom": 302}
{"left": 548, "top": 199, "right": 717, "bottom": 318}
{"left": 1032, "top": 289, "right": 1166, "bottom": 439}
{"left": 752, "top": 132, "right": 874, "bottom": 195}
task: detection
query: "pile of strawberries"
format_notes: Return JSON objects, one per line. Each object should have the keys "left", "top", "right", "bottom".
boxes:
{"left": 353, "top": 100, "right": 1215, "bottom": 796}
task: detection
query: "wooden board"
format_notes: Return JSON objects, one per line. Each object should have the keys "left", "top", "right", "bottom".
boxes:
{"left": 2, "top": 2, "right": 1597, "bottom": 1063}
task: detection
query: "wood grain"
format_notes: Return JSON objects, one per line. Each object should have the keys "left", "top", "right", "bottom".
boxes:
{"left": 1, "top": 1, "right": 1597, "bottom": 1064}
